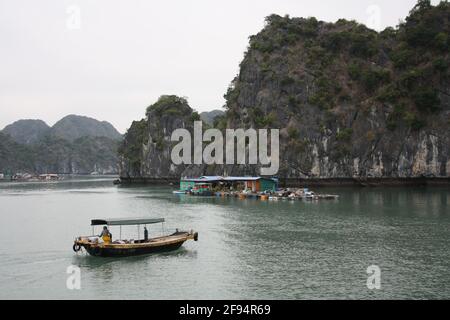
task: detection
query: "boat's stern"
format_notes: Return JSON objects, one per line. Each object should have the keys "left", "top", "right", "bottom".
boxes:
{"left": 73, "top": 236, "right": 97, "bottom": 252}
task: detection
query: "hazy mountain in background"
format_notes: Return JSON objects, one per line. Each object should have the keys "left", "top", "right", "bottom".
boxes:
{"left": 200, "top": 110, "right": 225, "bottom": 126}
{"left": 50, "top": 115, "right": 122, "bottom": 141}
{"left": 0, "top": 115, "right": 122, "bottom": 174}
{"left": 2, "top": 120, "right": 50, "bottom": 145}
{"left": 0, "top": 132, "right": 34, "bottom": 172}
{"left": 1, "top": 115, "right": 122, "bottom": 144}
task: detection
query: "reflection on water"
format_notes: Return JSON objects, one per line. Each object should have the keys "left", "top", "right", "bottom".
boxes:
{"left": 72, "top": 246, "right": 195, "bottom": 269}
{"left": 0, "top": 177, "right": 449, "bottom": 299}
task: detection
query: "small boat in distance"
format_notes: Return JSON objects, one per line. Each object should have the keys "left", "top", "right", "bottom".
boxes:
{"left": 73, "top": 218, "right": 198, "bottom": 257}
{"left": 190, "top": 183, "right": 214, "bottom": 196}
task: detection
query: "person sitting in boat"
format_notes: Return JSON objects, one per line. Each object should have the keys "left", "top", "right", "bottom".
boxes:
{"left": 99, "top": 226, "right": 112, "bottom": 244}
{"left": 144, "top": 227, "right": 148, "bottom": 241}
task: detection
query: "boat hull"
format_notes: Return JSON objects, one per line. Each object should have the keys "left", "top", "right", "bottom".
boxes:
{"left": 83, "top": 241, "right": 185, "bottom": 257}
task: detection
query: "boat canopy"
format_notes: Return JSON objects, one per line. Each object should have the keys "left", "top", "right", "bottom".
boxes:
{"left": 91, "top": 218, "right": 165, "bottom": 226}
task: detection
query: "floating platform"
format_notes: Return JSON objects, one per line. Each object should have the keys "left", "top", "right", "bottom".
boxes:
{"left": 209, "top": 191, "right": 339, "bottom": 201}
{"left": 174, "top": 185, "right": 339, "bottom": 202}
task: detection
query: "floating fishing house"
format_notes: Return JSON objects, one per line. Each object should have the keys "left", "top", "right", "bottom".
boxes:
{"left": 180, "top": 176, "right": 278, "bottom": 193}
{"left": 177, "top": 176, "right": 339, "bottom": 201}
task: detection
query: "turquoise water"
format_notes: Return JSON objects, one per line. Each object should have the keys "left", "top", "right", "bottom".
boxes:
{"left": 0, "top": 177, "right": 449, "bottom": 299}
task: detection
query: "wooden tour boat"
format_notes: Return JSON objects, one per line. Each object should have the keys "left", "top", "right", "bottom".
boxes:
{"left": 73, "top": 218, "right": 198, "bottom": 257}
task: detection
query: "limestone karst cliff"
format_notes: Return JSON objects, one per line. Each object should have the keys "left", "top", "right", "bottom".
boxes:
{"left": 119, "top": 1, "right": 450, "bottom": 184}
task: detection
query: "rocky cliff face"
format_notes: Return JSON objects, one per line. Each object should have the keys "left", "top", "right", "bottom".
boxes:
{"left": 140, "top": 96, "right": 194, "bottom": 178}
{"left": 223, "top": 1, "right": 450, "bottom": 180}
{"left": 119, "top": 96, "right": 200, "bottom": 180}
{"left": 120, "top": 1, "right": 450, "bottom": 183}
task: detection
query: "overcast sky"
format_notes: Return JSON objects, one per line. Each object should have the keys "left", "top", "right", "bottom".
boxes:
{"left": 0, "top": 0, "right": 439, "bottom": 133}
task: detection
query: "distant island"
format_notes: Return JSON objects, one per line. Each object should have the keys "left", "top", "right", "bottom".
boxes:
{"left": 0, "top": 115, "right": 122, "bottom": 176}
{"left": 200, "top": 110, "right": 225, "bottom": 126}
{"left": 119, "top": 1, "right": 450, "bottom": 186}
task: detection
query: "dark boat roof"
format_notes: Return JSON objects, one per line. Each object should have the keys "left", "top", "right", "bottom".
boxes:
{"left": 91, "top": 218, "right": 165, "bottom": 226}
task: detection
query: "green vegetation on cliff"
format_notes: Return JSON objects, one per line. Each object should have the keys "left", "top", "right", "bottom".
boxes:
{"left": 146, "top": 95, "right": 191, "bottom": 117}
{"left": 226, "top": 0, "right": 449, "bottom": 132}
{"left": 120, "top": 95, "right": 201, "bottom": 178}
{"left": 118, "top": 119, "right": 148, "bottom": 176}
{"left": 0, "top": 132, "right": 34, "bottom": 173}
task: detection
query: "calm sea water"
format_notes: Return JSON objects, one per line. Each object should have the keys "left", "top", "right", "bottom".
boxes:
{"left": 0, "top": 176, "right": 449, "bottom": 300}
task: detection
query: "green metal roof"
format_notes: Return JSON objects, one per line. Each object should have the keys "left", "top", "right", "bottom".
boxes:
{"left": 91, "top": 218, "right": 165, "bottom": 226}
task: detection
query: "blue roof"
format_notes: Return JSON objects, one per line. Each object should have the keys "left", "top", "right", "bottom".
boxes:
{"left": 223, "top": 177, "right": 261, "bottom": 181}
{"left": 182, "top": 176, "right": 222, "bottom": 182}
{"left": 181, "top": 176, "right": 277, "bottom": 183}
{"left": 200, "top": 176, "right": 223, "bottom": 181}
